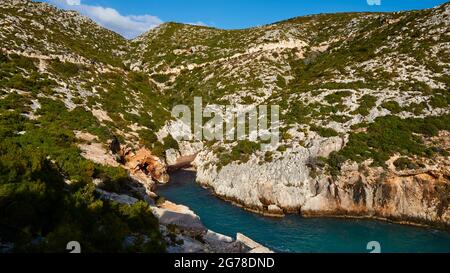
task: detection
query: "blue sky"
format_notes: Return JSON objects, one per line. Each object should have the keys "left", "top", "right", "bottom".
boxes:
{"left": 41, "top": 0, "right": 449, "bottom": 38}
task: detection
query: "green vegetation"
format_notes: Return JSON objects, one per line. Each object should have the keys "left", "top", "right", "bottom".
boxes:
{"left": 138, "top": 129, "right": 158, "bottom": 148}
{"left": 330, "top": 115, "right": 352, "bottom": 123}
{"left": 0, "top": 96, "right": 166, "bottom": 252}
{"left": 1, "top": 0, "right": 450, "bottom": 250}
{"left": 324, "top": 91, "right": 352, "bottom": 104}
{"left": 142, "top": 134, "right": 180, "bottom": 158}
{"left": 284, "top": 101, "right": 312, "bottom": 125}
{"left": 393, "top": 157, "right": 423, "bottom": 171}
{"left": 162, "top": 135, "right": 180, "bottom": 151}
{"left": 151, "top": 73, "right": 170, "bottom": 83}
{"left": 264, "top": 151, "right": 273, "bottom": 163}
{"left": 330, "top": 115, "right": 450, "bottom": 168}
{"left": 0, "top": 54, "right": 56, "bottom": 94}
{"left": 310, "top": 125, "right": 339, "bottom": 137}
{"left": 216, "top": 140, "right": 260, "bottom": 169}
{"left": 381, "top": 101, "right": 402, "bottom": 114}
{"left": 404, "top": 101, "right": 427, "bottom": 115}
{"left": 49, "top": 59, "right": 84, "bottom": 78}
{"left": 429, "top": 93, "right": 449, "bottom": 108}
{"left": 354, "top": 95, "right": 377, "bottom": 116}
{"left": 276, "top": 75, "right": 287, "bottom": 89}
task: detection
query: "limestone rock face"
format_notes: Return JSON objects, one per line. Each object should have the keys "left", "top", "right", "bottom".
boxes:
{"left": 166, "top": 148, "right": 181, "bottom": 166}
{"left": 178, "top": 141, "right": 203, "bottom": 157}
{"left": 194, "top": 135, "right": 341, "bottom": 213}
{"left": 315, "top": 136, "right": 346, "bottom": 158}
{"left": 194, "top": 133, "right": 450, "bottom": 228}
{"left": 301, "top": 161, "right": 450, "bottom": 227}
{"left": 2, "top": 0, "right": 450, "bottom": 253}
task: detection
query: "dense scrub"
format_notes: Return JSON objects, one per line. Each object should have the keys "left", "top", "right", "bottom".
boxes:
{"left": 0, "top": 91, "right": 166, "bottom": 253}
{"left": 328, "top": 115, "right": 450, "bottom": 173}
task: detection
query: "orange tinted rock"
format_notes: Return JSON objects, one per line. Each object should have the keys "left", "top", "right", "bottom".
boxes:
{"left": 125, "top": 148, "right": 169, "bottom": 184}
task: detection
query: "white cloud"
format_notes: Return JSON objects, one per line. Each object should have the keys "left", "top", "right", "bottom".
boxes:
{"left": 367, "top": 0, "right": 381, "bottom": 6}
{"left": 65, "top": 0, "right": 80, "bottom": 6}
{"left": 49, "top": 0, "right": 163, "bottom": 39}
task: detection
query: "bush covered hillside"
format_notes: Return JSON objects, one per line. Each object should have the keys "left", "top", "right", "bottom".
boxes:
{"left": 0, "top": 0, "right": 171, "bottom": 252}
{"left": 0, "top": 0, "right": 449, "bottom": 252}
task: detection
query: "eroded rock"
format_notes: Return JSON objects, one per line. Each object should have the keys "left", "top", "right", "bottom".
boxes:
{"left": 125, "top": 148, "right": 170, "bottom": 184}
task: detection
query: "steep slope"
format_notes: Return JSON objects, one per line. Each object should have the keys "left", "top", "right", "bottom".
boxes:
{"left": 0, "top": 0, "right": 262, "bottom": 253}
{"left": 129, "top": 3, "right": 450, "bottom": 227}
{"left": 0, "top": 0, "right": 449, "bottom": 252}
{"left": 0, "top": 0, "right": 170, "bottom": 252}
{"left": 0, "top": 0, "right": 127, "bottom": 66}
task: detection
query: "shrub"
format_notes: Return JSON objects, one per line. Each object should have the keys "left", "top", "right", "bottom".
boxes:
{"left": 393, "top": 157, "right": 419, "bottom": 171}
{"left": 241, "top": 95, "right": 255, "bottom": 104}
{"left": 9, "top": 54, "right": 36, "bottom": 70}
{"left": 310, "top": 125, "right": 339, "bottom": 137}
{"left": 155, "top": 196, "right": 166, "bottom": 206}
{"left": 335, "top": 115, "right": 450, "bottom": 167}
{"left": 232, "top": 140, "right": 259, "bottom": 157}
{"left": 163, "top": 135, "right": 179, "bottom": 151}
{"left": 285, "top": 101, "right": 312, "bottom": 124}
{"left": 327, "top": 152, "right": 346, "bottom": 177}
{"left": 264, "top": 151, "right": 273, "bottom": 162}
{"left": 151, "top": 142, "right": 165, "bottom": 158}
{"left": 324, "top": 91, "right": 351, "bottom": 104}
{"left": 354, "top": 95, "right": 377, "bottom": 116}
{"left": 139, "top": 129, "right": 158, "bottom": 148}
{"left": 404, "top": 102, "right": 427, "bottom": 115}
{"left": 0, "top": 53, "right": 7, "bottom": 63}
{"left": 381, "top": 101, "right": 402, "bottom": 114}
{"left": 49, "top": 59, "right": 82, "bottom": 78}
{"left": 276, "top": 75, "right": 286, "bottom": 89}
{"left": 282, "top": 131, "right": 293, "bottom": 140}
{"left": 429, "top": 94, "right": 449, "bottom": 108}
{"left": 216, "top": 140, "right": 260, "bottom": 169}
{"left": 0, "top": 111, "right": 166, "bottom": 252}
{"left": 151, "top": 73, "right": 170, "bottom": 83}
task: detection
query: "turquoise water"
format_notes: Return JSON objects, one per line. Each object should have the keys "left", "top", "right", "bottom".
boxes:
{"left": 157, "top": 170, "right": 450, "bottom": 253}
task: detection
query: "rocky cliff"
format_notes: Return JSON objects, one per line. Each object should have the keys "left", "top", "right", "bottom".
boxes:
{"left": 193, "top": 130, "right": 450, "bottom": 228}
{"left": 0, "top": 0, "right": 449, "bottom": 252}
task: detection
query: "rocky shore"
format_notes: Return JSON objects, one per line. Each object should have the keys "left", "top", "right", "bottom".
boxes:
{"left": 192, "top": 132, "right": 450, "bottom": 230}
{"left": 98, "top": 190, "right": 273, "bottom": 253}
{"left": 77, "top": 131, "right": 272, "bottom": 253}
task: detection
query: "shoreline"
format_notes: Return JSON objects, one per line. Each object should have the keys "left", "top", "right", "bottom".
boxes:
{"left": 166, "top": 168, "right": 450, "bottom": 232}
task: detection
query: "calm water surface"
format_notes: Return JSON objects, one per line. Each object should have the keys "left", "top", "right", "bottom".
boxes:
{"left": 157, "top": 170, "right": 450, "bottom": 253}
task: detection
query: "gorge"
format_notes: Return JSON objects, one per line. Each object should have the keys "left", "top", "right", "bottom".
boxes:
{"left": 1, "top": 0, "right": 449, "bottom": 252}
{"left": 158, "top": 170, "right": 450, "bottom": 253}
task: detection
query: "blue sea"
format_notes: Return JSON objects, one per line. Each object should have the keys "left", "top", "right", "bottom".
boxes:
{"left": 157, "top": 170, "right": 450, "bottom": 253}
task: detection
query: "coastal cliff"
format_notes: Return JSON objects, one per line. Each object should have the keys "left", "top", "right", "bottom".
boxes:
{"left": 1, "top": 0, "right": 449, "bottom": 252}
{"left": 193, "top": 131, "right": 450, "bottom": 229}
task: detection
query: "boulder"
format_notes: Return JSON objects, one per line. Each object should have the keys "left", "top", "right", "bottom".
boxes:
{"left": 96, "top": 189, "right": 138, "bottom": 205}
{"left": 267, "top": 205, "right": 284, "bottom": 215}
{"left": 236, "top": 233, "right": 273, "bottom": 253}
{"left": 166, "top": 148, "right": 180, "bottom": 166}
{"left": 152, "top": 201, "right": 206, "bottom": 234}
